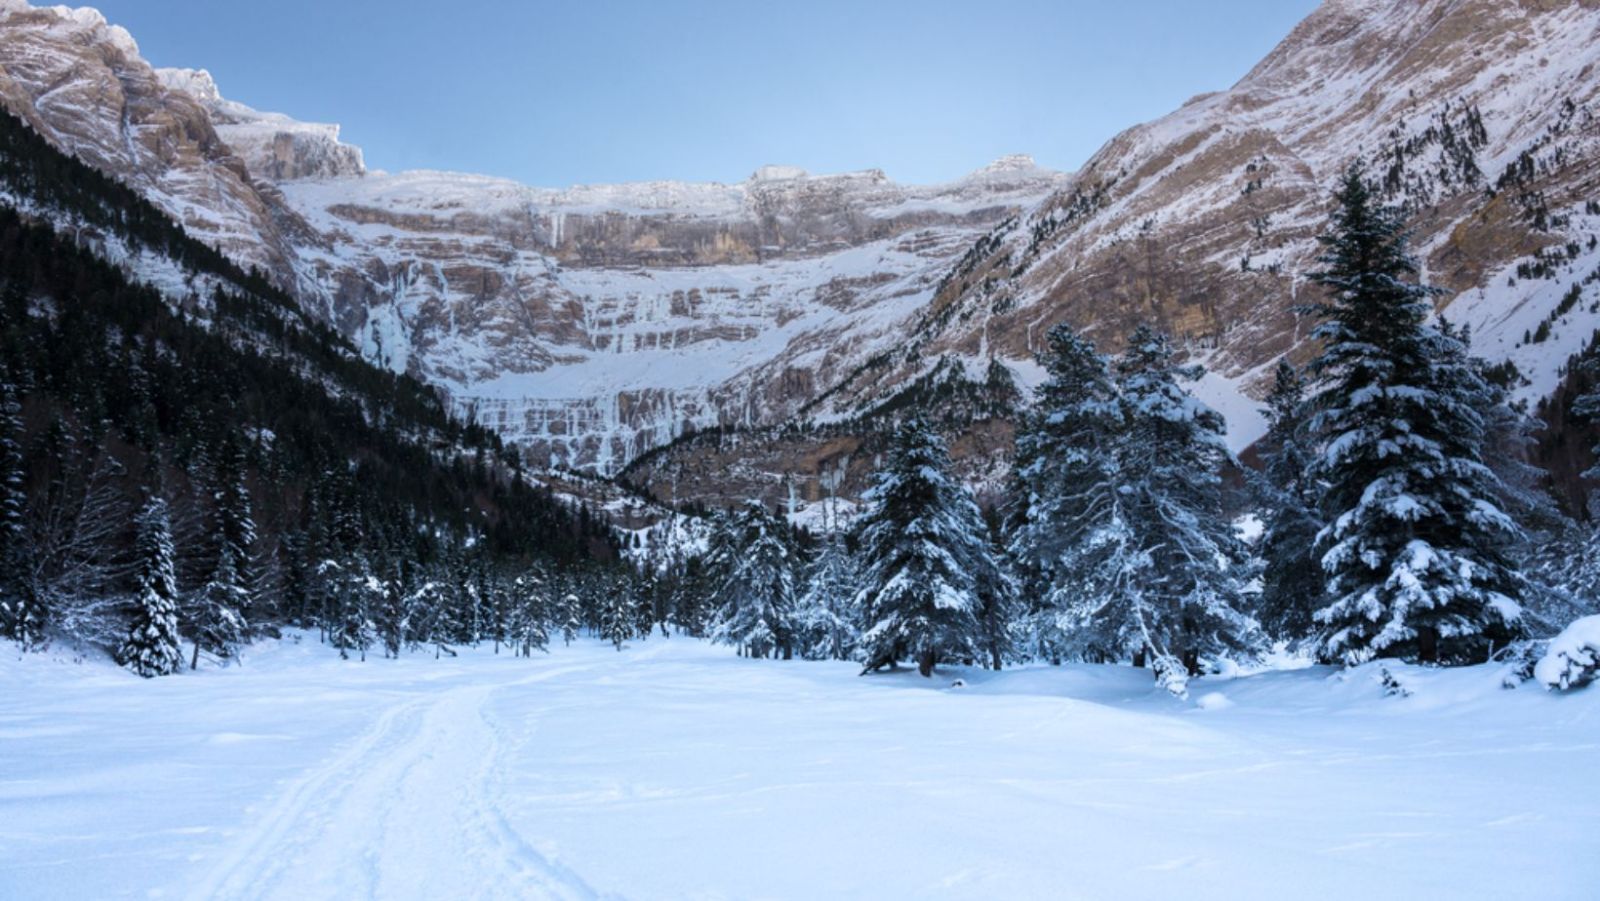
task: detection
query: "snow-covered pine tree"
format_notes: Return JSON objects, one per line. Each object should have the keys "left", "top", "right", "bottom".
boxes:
{"left": 855, "top": 419, "right": 995, "bottom": 677}
{"left": 1099, "top": 326, "right": 1253, "bottom": 690}
{"left": 794, "top": 533, "right": 859, "bottom": 660}
{"left": 210, "top": 434, "right": 257, "bottom": 619}
{"left": 1304, "top": 165, "right": 1523, "bottom": 665}
{"left": 710, "top": 500, "right": 798, "bottom": 659}
{"left": 1255, "top": 360, "right": 1326, "bottom": 644}
{"left": 0, "top": 379, "right": 45, "bottom": 649}
{"left": 559, "top": 591, "right": 582, "bottom": 646}
{"left": 1005, "top": 325, "right": 1124, "bottom": 661}
{"left": 598, "top": 585, "right": 635, "bottom": 651}
{"left": 331, "top": 555, "right": 379, "bottom": 661}
{"left": 371, "top": 559, "right": 408, "bottom": 659}
{"left": 973, "top": 505, "right": 1021, "bottom": 670}
{"left": 121, "top": 496, "right": 184, "bottom": 677}
{"left": 185, "top": 542, "right": 249, "bottom": 669}
{"left": 509, "top": 572, "right": 549, "bottom": 657}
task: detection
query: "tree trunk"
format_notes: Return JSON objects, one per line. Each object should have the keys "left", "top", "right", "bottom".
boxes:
{"left": 1183, "top": 649, "right": 1201, "bottom": 676}
{"left": 917, "top": 649, "right": 935, "bottom": 678}
{"left": 1132, "top": 648, "right": 1146, "bottom": 669}
{"left": 191, "top": 639, "right": 201, "bottom": 671}
{"left": 1418, "top": 626, "right": 1440, "bottom": 664}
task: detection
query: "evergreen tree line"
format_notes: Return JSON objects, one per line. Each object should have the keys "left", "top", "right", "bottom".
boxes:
{"left": 660, "top": 165, "right": 1599, "bottom": 692}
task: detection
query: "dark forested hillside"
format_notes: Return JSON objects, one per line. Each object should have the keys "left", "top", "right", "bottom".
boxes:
{"left": 0, "top": 107, "right": 614, "bottom": 658}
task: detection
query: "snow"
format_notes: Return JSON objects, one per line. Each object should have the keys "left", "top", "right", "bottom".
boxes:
{"left": 3, "top": 635, "right": 1596, "bottom": 899}
{"left": 1535, "top": 614, "right": 1600, "bottom": 691}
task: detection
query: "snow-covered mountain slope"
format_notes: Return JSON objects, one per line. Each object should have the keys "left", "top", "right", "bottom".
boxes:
{"left": 895, "top": 0, "right": 1600, "bottom": 416}
{"left": 5, "top": 0, "right": 1599, "bottom": 504}
{"left": 0, "top": 0, "right": 1064, "bottom": 476}
{"left": 625, "top": 0, "right": 1600, "bottom": 509}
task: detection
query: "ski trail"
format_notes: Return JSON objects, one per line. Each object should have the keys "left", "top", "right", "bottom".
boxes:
{"left": 185, "top": 662, "right": 608, "bottom": 901}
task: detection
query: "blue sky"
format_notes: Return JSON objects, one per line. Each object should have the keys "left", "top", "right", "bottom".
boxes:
{"left": 93, "top": 0, "right": 1320, "bottom": 187}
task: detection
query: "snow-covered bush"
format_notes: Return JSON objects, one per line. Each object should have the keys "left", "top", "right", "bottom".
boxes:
{"left": 1534, "top": 615, "right": 1600, "bottom": 691}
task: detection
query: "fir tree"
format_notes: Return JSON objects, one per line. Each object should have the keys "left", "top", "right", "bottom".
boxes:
{"left": 973, "top": 504, "right": 1021, "bottom": 670}
{"left": 509, "top": 572, "right": 549, "bottom": 657}
{"left": 1104, "top": 326, "right": 1254, "bottom": 689}
{"left": 1255, "top": 360, "right": 1325, "bottom": 643}
{"left": 185, "top": 542, "right": 249, "bottom": 669}
{"left": 0, "top": 379, "right": 45, "bottom": 649}
{"left": 710, "top": 501, "right": 798, "bottom": 659}
{"left": 330, "top": 555, "right": 379, "bottom": 661}
{"left": 1304, "top": 165, "right": 1523, "bottom": 664}
{"left": 794, "top": 533, "right": 859, "bottom": 661}
{"left": 599, "top": 587, "right": 635, "bottom": 651}
{"left": 121, "top": 496, "right": 184, "bottom": 677}
{"left": 855, "top": 420, "right": 996, "bottom": 677}
{"left": 210, "top": 433, "right": 257, "bottom": 619}
{"left": 559, "top": 591, "right": 582, "bottom": 646}
{"left": 1005, "top": 325, "right": 1124, "bottom": 661}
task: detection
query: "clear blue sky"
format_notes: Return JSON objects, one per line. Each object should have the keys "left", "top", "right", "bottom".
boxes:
{"left": 92, "top": 0, "right": 1321, "bottom": 187}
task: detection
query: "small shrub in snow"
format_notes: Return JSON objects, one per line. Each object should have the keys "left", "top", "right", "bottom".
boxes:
{"left": 1153, "top": 654, "right": 1190, "bottom": 699}
{"left": 1492, "top": 640, "right": 1545, "bottom": 689}
{"left": 1378, "top": 665, "right": 1413, "bottom": 698}
{"left": 1534, "top": 615, "right": 1600, "bottom": 691}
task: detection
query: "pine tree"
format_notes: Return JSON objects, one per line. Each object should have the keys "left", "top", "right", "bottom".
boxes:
{"left": 1101, "top": 326, "right": 1254, "bottom": 690}
{"left": 330, "top": 555, "right": 379, "bottom": 661}
{"left": 1255, "top": 360, "right": 1325, "bottom": 643}
{"left": 1006, "top": 325, "right": 1124, "bottom": 660}
{"left": 185, "top": 542, "right": 249, "bottom": 669}
{"left": 973, "top": 504, "right": 1021, "bottom": 670}
{"left": 599, "top": 586, "right": 635, "bottom": 650}
{"left": 559, "top": 591, "right": 582, "bottom": 646}
{"left": 0, "top": 379, "right": 45, "bottom": 649}
{"left": 1304, "top": 165, "right": 1523, "bottom": 665}
{"left": 855, "top": 420, "right": 995, "bottom": 677}
{"left": 710, "top": 501, "right": 798, "bottom": 659}
{"left": 794, "top": 533, "right": 859, "bottom": 660}
{"left": 121, "top": 496, "right": 184, "bottom": 677}
{"left": 509, "top": 572, "right": 549, "bottom": 657}
{"left": 211, "top": 433, "right": 257, "bottom": 619}
{"left": 371, "top": 557, "right": 409, "bottom": 659}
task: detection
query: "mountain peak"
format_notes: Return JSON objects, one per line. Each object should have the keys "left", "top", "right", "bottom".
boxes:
{"left": 749, "top": 165, "right": 809, "bottom": 183}
{"left": 975, "top": 154, "right": 1039, "bottom": 174}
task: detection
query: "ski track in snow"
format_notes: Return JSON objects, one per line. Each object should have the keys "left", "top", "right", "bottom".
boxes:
{"left": 185, "top": 662, "right": 607, "bottom": 901}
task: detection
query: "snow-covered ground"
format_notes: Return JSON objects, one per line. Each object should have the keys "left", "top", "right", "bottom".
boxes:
{"left": 2, "top": 635, "right": 1596, "bottom": 900}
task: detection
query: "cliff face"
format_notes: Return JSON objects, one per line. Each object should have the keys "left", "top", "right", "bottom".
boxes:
{"left": 276, "top": 161, "right": 1063, "bottom": 474}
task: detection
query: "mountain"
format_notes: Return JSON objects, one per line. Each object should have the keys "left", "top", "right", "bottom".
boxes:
{"left": 903, "top": 0, "right": 1600, "bottom": 414}
{"left": 628, "top": 0, "right": 1600, "bottom": 510}
{"left": 0, "top": 97, "right": 612, "bottom": 594}
{"left": 0, "top": 0, "right": 1065, "bottom": 478}
{"left": 3, "top": 0, "right": 1599, "bottom": 517}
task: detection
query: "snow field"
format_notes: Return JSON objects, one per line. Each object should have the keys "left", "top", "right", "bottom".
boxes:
{"left": 2, "top": 635, "right": 1597, "bottom": 900}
